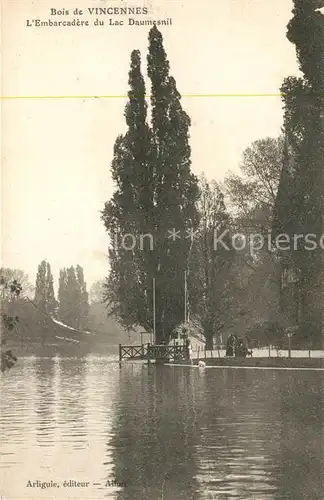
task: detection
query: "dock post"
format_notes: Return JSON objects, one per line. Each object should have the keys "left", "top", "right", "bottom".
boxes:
{"left": 147, "top": 343, "right": 151, "bottom": 365}
{"left": 119, "top": 343, "right": 122, "bottom": 368}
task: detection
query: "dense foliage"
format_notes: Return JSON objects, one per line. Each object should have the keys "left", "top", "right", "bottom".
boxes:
{"left": 102, "top": 27, "right": 199, "bottom": 344}
{"left": 34, "top": 260, "right": 57, "bottom": 314}
{"left": 58, "top": 265, "right": 89, "bottom": 329}
{"left": 273, "top": 1, "right": 324, "bottom": 346}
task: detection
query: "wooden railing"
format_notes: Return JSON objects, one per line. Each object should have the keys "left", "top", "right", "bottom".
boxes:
{"left": 118, "top": 343, "right": 189, "bottom": 362}
{"left": 147, "top": 344, "right": 188, "bottom": 362}
{"left": 118, "top": 343, "right": 324, "bottom": 363}
{"left": 119, "top": 344, "right": 145, "bottom": 361}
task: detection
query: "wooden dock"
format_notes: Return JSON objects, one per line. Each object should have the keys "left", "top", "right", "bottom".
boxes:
{"left": 119, "top": 343, "right": 189, "bottom": 363}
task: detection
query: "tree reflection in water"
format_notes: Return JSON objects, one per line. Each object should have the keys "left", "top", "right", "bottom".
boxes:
{"left": 106, "top": 365, "right": 323, "bottom": 500}
{"left": 109, "top": 364, "right": 200, "bottom": 500}
{"left": 275, "top": 372, "right": 324, "bottom": 500}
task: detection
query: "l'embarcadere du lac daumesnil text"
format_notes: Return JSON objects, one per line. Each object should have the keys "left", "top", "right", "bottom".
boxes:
{"left": 26, "top": 7, "right": 172, "bottom": 27}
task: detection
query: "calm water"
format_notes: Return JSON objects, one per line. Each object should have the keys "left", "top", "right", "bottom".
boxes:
{"left": 0, "top": 357, "right": 323, "bottom": 500}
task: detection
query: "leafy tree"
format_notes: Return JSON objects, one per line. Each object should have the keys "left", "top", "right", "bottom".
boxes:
{"left": 76, "top": 265, "right": 89, "bottom": 329}
{"left": 89, "top": 279, "right": 105, "bottom": 304}
{"left": 46, "top": 263, "right": 57, "bottom": 314}
{"left": 287, "top": 0, "right": 324, "bottom": 91}
{"left": 1, "top": 269, "right": 49, "bottom": 349}
{"left": 224, "top": 138, "right": 285, "bottom": 336}
{"left": 103, "top": 49, "right": 154, "bottom": 333}
{"left": 58, "top": 268, "right": 68, "bottom": 323}
{"left": 245, "top": 321, "right": 286, "bottom": 349}
{"left": 58, "top": 265, "right": 89, "bottom": 329}
{"left": 0, "top": 274, "right": 21, "bottom": 372}
{"left": 34, "top": 261, "right": 47, "bottom": 309}
{"left": 102, "top": 27, "right": 199, "bottom": 344}
{"left": 188, "top": 176, "right": 236, "bottom": 348}
{"left": 34, "top": 260, "right": 57, "bottom": 314}
{"left": 146, "top": 26, "right": 200, "bottom": 342}
{"left": 63, "top": 266, "right": 79, "bottom": 328}
{"left": 273, "top": 1, "right": 324, "bottom": 346}
{"left": 224, "top": 136, "right": 283, "bottom": 234}
{"left": 0, "top": 268, "right": 31, "bottom": 300}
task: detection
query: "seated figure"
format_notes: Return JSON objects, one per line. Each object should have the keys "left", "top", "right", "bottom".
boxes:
{"left": 235, "top": 338, "right": 253, "bottom": 358}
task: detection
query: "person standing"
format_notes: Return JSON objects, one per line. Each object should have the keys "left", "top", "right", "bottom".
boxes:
{"left": 226, "top": 334, "right": 235, "bottom": 357}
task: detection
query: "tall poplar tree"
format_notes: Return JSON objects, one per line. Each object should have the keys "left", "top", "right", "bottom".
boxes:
{"left": 58, "top": 265, "right": 89, "bottom": 329}
{"left": 34, "top": 261, "right": 47, "bottom": 310}
{"left": 146, "top": 26, "right": 200, "bottom": 342}
{"left": 76, "top": 265, "right": 90, "bottom": 329}
{"left": 102, "top": 27, "right": 199, "bottom": 343}
{"left": 46, "top": 262, "right": 57, "bottom": 315}
{"left": 58, "top": 268, "right": 68, "bottom": 323}
{"left": 34, "top": 260, "right": 57, "bottom": 314}
{"left": 288, "top": 1, "right": 324, "bottom": 346}
{"left": 64, "top": 266, "right": 79, "bottom": 328}
{"left": 103, "top": 49, "right": 155, "bottom": 331}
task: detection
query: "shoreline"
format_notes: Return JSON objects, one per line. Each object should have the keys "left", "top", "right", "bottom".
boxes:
{"left": 174, "top": 357, "right": 324, "bottom": 369}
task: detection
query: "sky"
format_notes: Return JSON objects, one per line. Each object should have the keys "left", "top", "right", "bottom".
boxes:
{"left": 2, "top": 0, "right": 300, "bottom": 289}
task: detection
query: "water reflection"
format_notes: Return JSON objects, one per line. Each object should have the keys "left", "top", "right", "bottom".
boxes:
{"left": 34, "top": 358, "right": 57, "bottom": 449}
{"left": 110, "top": 364, "right": 200, "bottom": 500}
{"left": 0, "top": 359, "right": 323, "bottom": 499}
{"left": 0, "top": 356, "right": 120, "bottom": 499}
{"left": 56, "top": 358, "right": 87, "bottom": 450}
{"left": 275, "top": 372, "right": 324, "bottom": 500}
{"left": 194, "top": 369, "right": 282, "bottom": 499}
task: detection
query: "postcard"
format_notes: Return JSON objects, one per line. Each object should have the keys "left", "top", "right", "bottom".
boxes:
{"left": 1, "top": 0, "right": 323, "bottom": 499}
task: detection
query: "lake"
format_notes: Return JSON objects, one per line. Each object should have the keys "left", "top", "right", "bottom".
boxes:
{"left": 0, "top": 356, "right": 323, "bottom": 499}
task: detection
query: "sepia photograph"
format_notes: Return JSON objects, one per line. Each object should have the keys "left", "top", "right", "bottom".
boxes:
{"left": 1, "top": 0, "right": 323, "bottom": 499}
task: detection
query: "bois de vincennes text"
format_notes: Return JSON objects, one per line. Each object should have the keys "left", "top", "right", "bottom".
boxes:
{"left": 25, "top": 7, "right": 173, "bottom": 28}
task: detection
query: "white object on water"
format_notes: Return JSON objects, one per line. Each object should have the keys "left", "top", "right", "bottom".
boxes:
{"left": 52, "top": 317, "right": 92, "bottom": 335}
{"left": 198, "top": 360, "right": 206, "bottom": 368}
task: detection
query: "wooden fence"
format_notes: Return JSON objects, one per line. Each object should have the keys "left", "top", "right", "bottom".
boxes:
{"left": 118, "top": 343, "right": 324, "bottom": 363}
{"left": 119, "top": 343, "right": 189, "bottom": 362}
{"left": 147, "top": 344, "right": 188, "bottom": 362}
{"left": 119, "top": 344, "right": 145, "bottom": 361}
{"left": 190, "top": 346, "right": 324, "bottom": 359}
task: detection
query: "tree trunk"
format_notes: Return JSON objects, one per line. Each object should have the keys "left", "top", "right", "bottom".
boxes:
{"left": 155, "top": 321, "right": 169, "bottom": 345}
{"left": 205, "top": 337, "right": 213, "bottom": 350}
{"left": 204, "top": 320, "right": 213, "bottom": 350}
